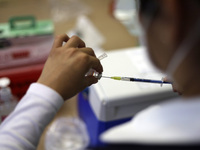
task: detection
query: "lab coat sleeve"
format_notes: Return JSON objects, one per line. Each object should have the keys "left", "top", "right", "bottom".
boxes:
{"left": 0, "top": 83, "right": 64, "bottom": 150}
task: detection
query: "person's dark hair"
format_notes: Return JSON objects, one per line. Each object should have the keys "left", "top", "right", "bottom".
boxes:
{"left": 139, "top": 0, "right": 200, "bottom": 18}
{"left": 138, "top": 0, "right": 159, "bottom": 18}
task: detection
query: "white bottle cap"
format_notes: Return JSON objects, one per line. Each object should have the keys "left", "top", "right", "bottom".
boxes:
{"left": 0, "top": 77, "right": 12, "bottom": 101}
{"left": 0, "top": 77, "right": 10, "bottom": 88}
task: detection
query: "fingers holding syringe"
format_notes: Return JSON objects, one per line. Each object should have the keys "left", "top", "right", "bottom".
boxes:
{"left": 88, "top": 54, "right": 103, "bottom": 73}
{"left": 79, "top": 47, "right": 103, "bottom": 73}
{"left": 80, "top": 47, "right": 96, "bottom": 57}
{"left": 81, "top": 57, "right": 103, "bottom": 88}
{"left": 83, "top": 76, "right": 99, "bottom": 87}
{"left": 64, "top": 35, "right": 86, "bottom": 48}
{"left": 52, "top": 34, "right": 70, "bottom": 49}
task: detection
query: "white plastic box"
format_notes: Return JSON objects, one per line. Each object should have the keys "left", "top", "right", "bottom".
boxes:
{"left": 78, "top": 47, "right": 178, "bottom": 147}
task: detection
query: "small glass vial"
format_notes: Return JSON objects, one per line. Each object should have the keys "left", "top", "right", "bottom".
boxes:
{"left": 0, "top": 77, "right": 18, "bottom": 124}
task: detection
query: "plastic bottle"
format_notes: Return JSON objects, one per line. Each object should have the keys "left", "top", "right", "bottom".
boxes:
{"left": 0, "top": 77, "right": 18, "bottom": 124}
{"left": 45, "top": 117, "right": 89, "bottom": 150}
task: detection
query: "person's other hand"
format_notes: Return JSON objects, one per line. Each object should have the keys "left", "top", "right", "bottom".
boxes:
{"left": 163, "top": 77, "right": 182, "bottom": 95}
{"left": 37, "top": 34, "right": 103, "bottom": 100}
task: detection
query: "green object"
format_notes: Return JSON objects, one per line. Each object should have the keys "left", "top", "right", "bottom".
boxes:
{"left": 0, "top": 16, "right": 54, "bottom": 39}
{"left": 111, "top": 76, "right": 122, "bottom": 80}
{"left": 9, "top": 16, "right": 36, "bottom": 30}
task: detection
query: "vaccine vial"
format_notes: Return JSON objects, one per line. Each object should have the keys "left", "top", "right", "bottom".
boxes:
{"left": 85, "top": 69, "right": 102, "bottom": 80}
{"left": 0, "top": 77, "right": 18, "bottom": 124}
{"left": 85, "top": 52, "right": 107, "bottom": 79}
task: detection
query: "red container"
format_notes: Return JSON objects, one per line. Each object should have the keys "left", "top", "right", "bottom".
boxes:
{"left": 0, "top": 64, "right": 44, "bottom": 99}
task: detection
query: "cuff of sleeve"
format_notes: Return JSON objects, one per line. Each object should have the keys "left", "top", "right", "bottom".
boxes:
{"left": 26, "top": 83, "right": 64, "bottom": 110}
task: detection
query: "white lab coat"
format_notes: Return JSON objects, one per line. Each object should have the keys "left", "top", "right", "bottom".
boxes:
{"left": 101, "top": 96, "right": 200, "bottom": 145}
{"left": 0, "top": 83, "right": 64, "bottom": 150}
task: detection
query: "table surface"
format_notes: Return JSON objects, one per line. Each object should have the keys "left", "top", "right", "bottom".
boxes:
{"left": 0, "top": 0, "right": 137, "bottom": 149}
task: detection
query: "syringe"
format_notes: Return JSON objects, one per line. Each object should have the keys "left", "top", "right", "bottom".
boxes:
{"left": 101, "top": 75, "right": 172, "bottom": 85}
{"left": 89, "top": 53, "right": 172, "bottom": 85}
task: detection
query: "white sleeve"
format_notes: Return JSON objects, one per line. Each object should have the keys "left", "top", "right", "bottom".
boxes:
{"left": 0, "top": 83, "right": 64, "bottom": 150}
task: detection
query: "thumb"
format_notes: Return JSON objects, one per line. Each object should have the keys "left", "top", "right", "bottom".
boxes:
{"left": 83, "top": 76, "right": 98, "bottom": 88}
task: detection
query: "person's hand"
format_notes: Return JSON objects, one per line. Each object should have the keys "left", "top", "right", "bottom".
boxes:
{"left": 163, "top": 77, "right": 182, "bottom": 95}
{"left": 37, "top": 34, "right": 103, "bottom": 100}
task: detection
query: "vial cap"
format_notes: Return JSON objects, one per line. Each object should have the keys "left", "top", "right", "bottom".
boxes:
{"left": 0, "top": 77, "right": 10, "bottom": 88}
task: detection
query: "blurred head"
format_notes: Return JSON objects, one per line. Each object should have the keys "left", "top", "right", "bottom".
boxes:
{"left": 138, "top": 0, "right": 200, "bottom": 96}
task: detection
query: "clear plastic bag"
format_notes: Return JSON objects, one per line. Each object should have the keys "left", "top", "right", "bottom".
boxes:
{"left": 45, "top": 117, "right": 89, "bottom": 150}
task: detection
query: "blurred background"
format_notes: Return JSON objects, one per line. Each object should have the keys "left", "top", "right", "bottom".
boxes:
{"left": 0, "top": 0, "right": 139, "bottom": 149}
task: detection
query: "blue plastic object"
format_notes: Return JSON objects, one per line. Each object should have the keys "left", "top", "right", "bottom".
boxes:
{"left": 78, "top": 88, "right": 132, "bottom": 147}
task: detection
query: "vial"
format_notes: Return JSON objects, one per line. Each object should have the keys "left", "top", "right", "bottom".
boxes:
{"left": 0, "top": 77, "right": 18, "bottom": 124}
{"left": 85, "top": 53, "right": 107, "bottom": 79}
